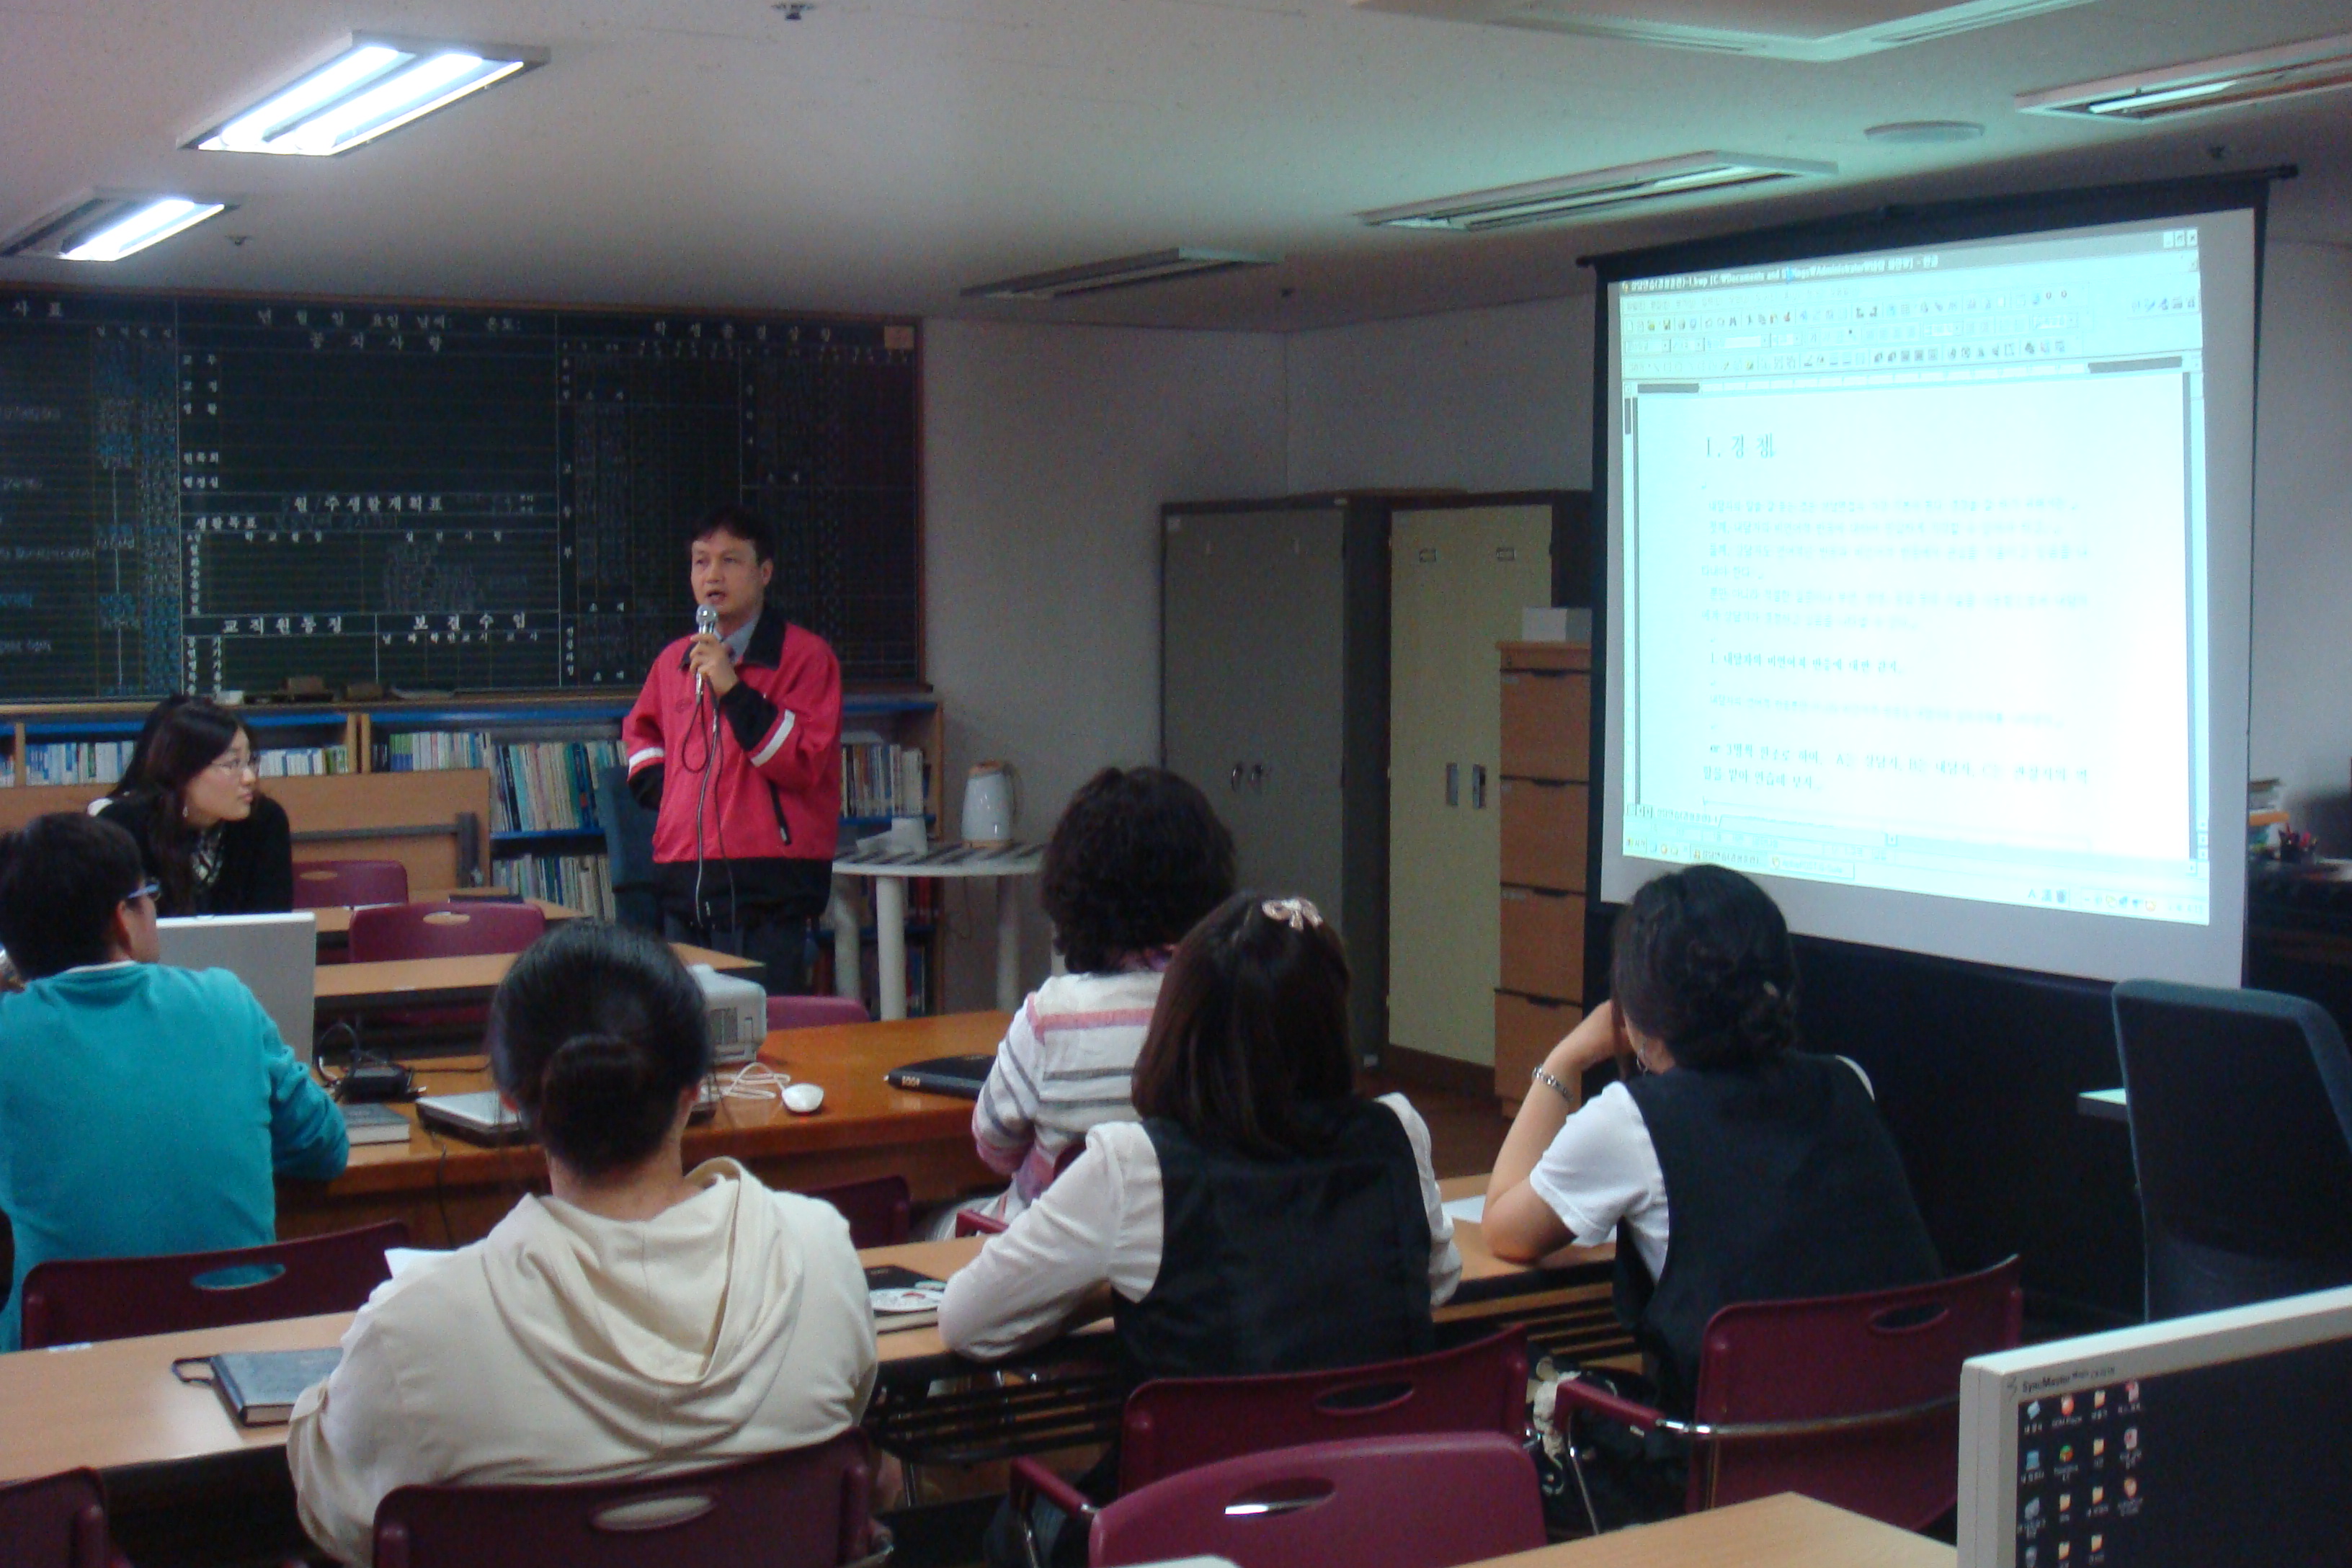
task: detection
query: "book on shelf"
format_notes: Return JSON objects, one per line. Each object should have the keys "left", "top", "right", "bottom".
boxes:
{"left": 840, "top": 733, "right": 931, "bottom": 821}
{"left": 494, "top": 850, "right": 618, "bottom": 920}
{"left": 16, "top": 739, "right": 350, "bottom": 785}
{"left": 255, "top": 746, "right": 354, "bottom": 777}
{"left": 377, "top": 734, "right": 621, "bottom": 836}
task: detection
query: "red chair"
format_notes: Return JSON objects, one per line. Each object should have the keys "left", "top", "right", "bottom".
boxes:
{"left": 1090, "top": 1432, "right": 1545, "bottom": 1568}
{"left": 768, "top": 995, "right": 873, "bottom": 1032}
{"left": 804, "top": 1175, "right": 912, "bottom": 1247}
{"left": 18, "top": 1221, "right": 409, "bottom": 1349}
{"left": 371, "top": 1430, "right": 879, "bottom": 1568}
{"left": 1010, "top": 1328, "right": 1530, "bottom": 1555}
{"left": 1549, "top": 1256, "right": 2023, "bottom": 1530}
{"left": 0, "top": 1469, "right": 127, "bottom": 1568}
{"left": 348, "top": 901, "right": 548, "bottom": 963}
{"left": 293, "top": 860, "right": 411, "bottom": 910}
{"left": 953, "top": 1208, "right": 1008, "bottom": 1238}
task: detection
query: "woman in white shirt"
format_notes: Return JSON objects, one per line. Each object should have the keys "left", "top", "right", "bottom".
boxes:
{"left": 288, "top": 922, "right": 879, "bottom": 1567}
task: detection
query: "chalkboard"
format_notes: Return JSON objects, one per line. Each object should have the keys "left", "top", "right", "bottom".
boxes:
{"left": 0, "top": 287, "right": 921, "bottom": 700}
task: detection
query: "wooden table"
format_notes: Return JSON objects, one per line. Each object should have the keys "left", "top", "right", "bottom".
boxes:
{"left": 277, "top": 1012, "right": 1011, "bottom": 1245}
{"left": 312, "top": 941, "right": 757, "bottom": 1010}
{"left": 1469, "top": 1494, "right": 1954, "bottom": 1568}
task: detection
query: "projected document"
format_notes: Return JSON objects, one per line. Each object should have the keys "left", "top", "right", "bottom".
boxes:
{"left": 1616, "top": 226, "right": 2214, "bottom": 926}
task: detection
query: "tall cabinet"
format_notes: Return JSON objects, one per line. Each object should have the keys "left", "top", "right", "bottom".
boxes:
{"left": 1162, "top": 496, "right": 1391, "bottom": 1061}
{"left": 1494, "top": 640, "right": 1594, "bottom": 1110}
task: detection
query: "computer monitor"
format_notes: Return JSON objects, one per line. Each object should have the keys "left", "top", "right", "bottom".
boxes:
{"left": 1959, "top": 1284, "right": 2352, "bottom": 1568}
{"left": 156, "top": 912, "right": 318, "bottom": 1064}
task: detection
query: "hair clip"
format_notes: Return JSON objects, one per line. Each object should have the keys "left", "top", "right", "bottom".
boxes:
{"left": 1260, "top": 896, "right": 1324, "bottom": 931}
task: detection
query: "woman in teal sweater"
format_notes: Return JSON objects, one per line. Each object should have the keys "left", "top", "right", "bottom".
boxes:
{"left": 0, "top": 813, "right": 347, "bottom": 1350}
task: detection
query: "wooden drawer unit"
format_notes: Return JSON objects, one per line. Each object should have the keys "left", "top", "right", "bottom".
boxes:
{"left": 1494, "top": 991, "right": 1584, "bottom": 1107}
{"left": 1499, "top": 779, "right": 1587, "bottom": 892}
{"left": 1500, "top": 667, "right": 1591, "bottom": 782}
{"left": 1500, "top": 886, "right": 1584, "bottom": 999}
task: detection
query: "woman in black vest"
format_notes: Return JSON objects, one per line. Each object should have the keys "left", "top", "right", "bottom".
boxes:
{"left": 96, "top": 699, "right": 293, "bottom": 917}
{"left": 1484, "top": 865, "right": 1938, "bottom": 1506}
{"left": 942, "top": 891, "right": 1461, "bottom": 1565}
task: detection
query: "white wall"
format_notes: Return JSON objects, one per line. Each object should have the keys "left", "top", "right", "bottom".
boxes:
{"left": 2250, "top": 241, "right": 2352, "bottom": 851}
{"left": 1283, "top": 295, "right": 1596, "bottom": 494}
{"left": 922, "top": 318, "right": 1286, "bottom": 1010}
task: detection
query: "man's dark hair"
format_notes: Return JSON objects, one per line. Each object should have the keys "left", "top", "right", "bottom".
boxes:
{"left": 691, "top": 504, "right": 778, "bottom": 566}
{"left": 1611, "top": 863, "right": 1800, "bottom": 1072}
{"left": 1041, "top": 767, "right": 1236, "bottom": 974}
{"left": 489, "top": 921, "right": 713, "bottom": 1177}
{"left": 0, "top": 814, "right": 146, "bottom": 980}
{"left": 1131, "top": 891, "right": 1355, "bottom": 1159}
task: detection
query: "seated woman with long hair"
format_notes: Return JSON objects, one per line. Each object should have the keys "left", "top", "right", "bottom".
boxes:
{"left": 941, "top": 891, "right": 1460, "bottom": 1563}
{"left": 288, "top": 923, "right": 878, "bottom": 1566}
{"left": 95, "top": 697, "right": 291, "bottom": 915}
{"left": 1483, "top": 864, "right": 1939, "bottom": 1519}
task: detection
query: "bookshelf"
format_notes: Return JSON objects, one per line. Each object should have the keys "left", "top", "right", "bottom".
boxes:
{"left": 0, "top": 690, "right": 948, "bottom": 1009}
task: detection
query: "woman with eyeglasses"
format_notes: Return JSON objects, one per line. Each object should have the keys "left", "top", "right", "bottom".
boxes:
{"left": 96, "top": 697, "right": 293, "bottom": 915}
{"left": 0, "top": 812, "right": 346, "bottom": 1350}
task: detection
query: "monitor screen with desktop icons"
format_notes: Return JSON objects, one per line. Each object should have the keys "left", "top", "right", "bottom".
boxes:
{"left": 1959, "top": 1285, "right": 2352, "bottom": 1568}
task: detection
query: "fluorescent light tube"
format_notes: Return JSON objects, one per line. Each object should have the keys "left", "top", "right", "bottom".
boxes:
{"left": 188, "top": 34, "right": 546, "bottom": 156}
{"left": 2085, "top": 80, "right": 2237, "bottom": 115}
{"left": 2019, "top": 32, "right": 2352, "bottom": 121}
{"left": 59, "top": 198, "right": 228, "bottom": 262}
{"left": 203, "top": 44, "right": 409, "bottom": 151}
{"left": 1359, "top": 153, "right": 1835, "bottom": 233}
{"left": 963, "top": 248, "right": 1278, "bottom": 300}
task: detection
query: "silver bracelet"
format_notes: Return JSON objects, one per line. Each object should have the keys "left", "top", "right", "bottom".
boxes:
{"left": 1530, "top": 1065, "right": 1574, "bottom": 1100}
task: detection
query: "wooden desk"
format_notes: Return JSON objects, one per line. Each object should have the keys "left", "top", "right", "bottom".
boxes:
{"left": 313, "top": 941, "right": 756, "bottom": 1010}
{"left": 1469, "top": 1493, "right": 1954, "bottom": 1568}
{"left": 277, "top": 1012, "right": 1010, "bottom": 1245}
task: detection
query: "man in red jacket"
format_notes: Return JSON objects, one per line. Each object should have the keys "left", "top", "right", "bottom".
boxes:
{"left": 625, "top": 506, "right": 841, "bottom": 992}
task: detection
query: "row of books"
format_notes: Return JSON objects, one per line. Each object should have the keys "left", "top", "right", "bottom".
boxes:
{"left": 843, "top": 739, "right": 930, "bottom": 821}
{"left": 486, "top": 740, "right": 623, "bottom": 835}
{"left": 373, "top": 734, "right": 623, "bottom": 835}
{"left": 494, "top": 851, "right": 618, "bottom": 922}
{"left": 7, "top": 741, "right": 352, "bottom": 785}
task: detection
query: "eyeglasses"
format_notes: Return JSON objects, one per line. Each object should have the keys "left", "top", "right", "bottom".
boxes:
{"left": 124, "top": 881, "right": 160, "bottom": 906}
{"left": 207, "top": 752, "right": 257, "bottom": 776}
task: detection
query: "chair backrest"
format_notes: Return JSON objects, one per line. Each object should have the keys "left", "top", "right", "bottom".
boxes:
{"left": 0, "top": 1469, "right": 116, "bottom": 1568}
{"left": 293, "top": 860, "right": 411, "bottom": 910}
{"left": 1118, "top": 1327, "right": 1528, "bottom": 1494}
{"left": 349, "top": 901, "right": 548, "bottom": 963}
{"left": 2112, "top": 978, "right": 2352, "bottom": 1319}
{"left": 372, "top": 1430, "right": 876, "bottom": 1568}
{"left": 767, "top": 995, "right": 873, "bottom": 1033}
{"left": 803, "top": 1175, "right": 911, "bottom": 1247}
{"left": 1682, "top": 1255, "right": 2023, "bottom": 1528}
{"left": 19, "top": 1221, "right": 409, "bottom": 1349}
{"left": 1091, "top": 1432, "right": 1545, "bottom": 1568}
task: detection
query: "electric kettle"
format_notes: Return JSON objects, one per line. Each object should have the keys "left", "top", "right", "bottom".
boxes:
{"left": 962, "top": 760, "right": 1017, "bottom": 847}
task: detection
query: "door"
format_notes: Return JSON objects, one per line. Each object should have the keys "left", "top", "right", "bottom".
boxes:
{"left": 1164, "top": 508, "right": 1346, "bottom": 915}
{"left": 1387, "top": 505, "right": 1554, "bottom": 1064}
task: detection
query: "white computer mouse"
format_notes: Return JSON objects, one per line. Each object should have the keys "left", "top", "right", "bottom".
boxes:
{"left": 782, "top": 1082, "right": 825, "bottom": 1115}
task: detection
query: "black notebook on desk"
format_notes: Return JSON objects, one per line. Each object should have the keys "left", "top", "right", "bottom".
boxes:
{"left": 883, "top": 1054, "right": 995, "bottom": 1098}
{"left": 184, "top": 1348, "right": 344, "bottom": 1427}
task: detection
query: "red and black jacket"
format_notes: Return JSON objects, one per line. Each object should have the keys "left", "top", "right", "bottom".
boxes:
{"left": 624, "top": 609, "right": 841, "bottom": 922}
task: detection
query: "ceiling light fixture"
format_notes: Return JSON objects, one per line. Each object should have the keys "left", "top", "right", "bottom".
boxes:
{"left": 962, "top": 248, "right": 1279, "bottom": 300}
{"left": 188, "top": 33, "right": 547, "bottom": 156}
{"left": 1350, "top": 0, "right": 2092, "bottom": 63}
{"left": 1, "top": 191, "right": 238, "bottom": 262}
{"left": 1358, "top": 152, "right": 1836, "bottom": 233}
{"left": 2018, "top": 32, "right": 2352, "bottom": 122}
{"left": 1865, "top": 120, "right": 1986, "bottom": 143}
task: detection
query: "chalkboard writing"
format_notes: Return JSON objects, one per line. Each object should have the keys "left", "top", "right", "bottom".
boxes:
{"left": 0, "top": 288, "right": 919, "bottom": 700}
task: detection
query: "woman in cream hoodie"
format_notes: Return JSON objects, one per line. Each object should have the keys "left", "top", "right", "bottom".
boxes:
{"left": 288, "top": 922, "right": 878, "bottom": 1567}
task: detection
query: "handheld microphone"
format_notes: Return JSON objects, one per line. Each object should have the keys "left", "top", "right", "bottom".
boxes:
{"left": 691, "top": 603, "right": 721, "bottom": 698}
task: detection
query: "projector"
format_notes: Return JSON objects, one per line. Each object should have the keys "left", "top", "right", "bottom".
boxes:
{"left": 693, "top": 964, "right": 767, "bottom": 1066}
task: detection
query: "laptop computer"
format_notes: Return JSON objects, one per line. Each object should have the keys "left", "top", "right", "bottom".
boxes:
{"left": 418, "top": 1080, "right": 723, "bottom": 1143}
{"left": 158, "top": 912, "right": 319, "bottom": 1064}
